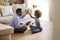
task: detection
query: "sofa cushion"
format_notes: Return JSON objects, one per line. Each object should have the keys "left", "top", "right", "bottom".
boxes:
{"left": 12, "top": 4, "right": 26, "bottom": 13}
{"left": 0, "top": 24, "right": 13, "bottom": 36}
{"left": 0, "top": 6, "right": 14, "bottom": 16}
{"left": 0, "top": 16, "right": 12, "bottom": 24}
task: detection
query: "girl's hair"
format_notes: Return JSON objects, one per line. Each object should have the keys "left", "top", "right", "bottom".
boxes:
{"left": 35, "top": 10, "right": 42, "bottom": 18}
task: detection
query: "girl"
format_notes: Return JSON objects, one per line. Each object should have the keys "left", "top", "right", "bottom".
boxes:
{"left": 27, "top": 9, "right": 43, "bottom": 34}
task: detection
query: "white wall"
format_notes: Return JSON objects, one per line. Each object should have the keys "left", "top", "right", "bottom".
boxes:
{"left": 27, "top": 0, "right": 49, "bottom": 21}
{"left": 0, "top": 0, "right": 5, "bottom": 5}
{"left": 49, "top": 0, "right": 60, "bottom": 40}
{"left": 0, "top": 0, "right": 9, "bottom": 5}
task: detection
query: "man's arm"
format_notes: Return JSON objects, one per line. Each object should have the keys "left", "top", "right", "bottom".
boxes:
{"left": 21, "top": 14, "right": 27, "bottom": 18}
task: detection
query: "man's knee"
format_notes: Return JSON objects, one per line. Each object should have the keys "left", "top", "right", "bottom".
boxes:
{"left": 14, "top": 27, "right": 27, "bottom": 33}
{"left": 19, "top": 26, "right": 27, "bottom": 33}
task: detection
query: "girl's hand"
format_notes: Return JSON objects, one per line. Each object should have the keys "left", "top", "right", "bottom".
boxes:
{"left": 26, "top": 21, "right": 31, "bottom": 26}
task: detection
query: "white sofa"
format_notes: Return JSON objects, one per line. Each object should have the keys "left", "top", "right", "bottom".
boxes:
{"left": 0, "top": 24, "right": 13, "bottom": 40}
{"left": 0, "top": 16, "right": 12, "bottom": 24}
{"left": 0, "top": 5, "right": 14, "bottom": 40}
{"left": 0, "top": 5, "right": 13, "bottom": 24}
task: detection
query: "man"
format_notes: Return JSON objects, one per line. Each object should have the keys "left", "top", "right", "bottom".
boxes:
{"left": 9, "top": 8, "right": 31, "bottom": 33}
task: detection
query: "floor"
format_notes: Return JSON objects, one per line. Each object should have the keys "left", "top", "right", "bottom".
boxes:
{"left": 11, "top": 21, "right": 53, "bottom": 40}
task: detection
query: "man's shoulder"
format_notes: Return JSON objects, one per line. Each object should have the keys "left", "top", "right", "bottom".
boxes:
{"left": 12, "top": 15, "right": 18, "bottom": 20}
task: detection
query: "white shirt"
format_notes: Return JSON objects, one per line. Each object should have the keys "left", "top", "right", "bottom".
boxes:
{"left": 9, "top": 14, "right": 27, "bottom": 28}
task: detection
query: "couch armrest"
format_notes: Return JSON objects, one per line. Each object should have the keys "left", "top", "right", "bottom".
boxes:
{"left": 0, "top": 24, "right": 14, "bottom": 36}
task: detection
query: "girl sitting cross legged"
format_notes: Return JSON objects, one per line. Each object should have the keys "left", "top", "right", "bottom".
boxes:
{"left": 26, "top": 9, "right": 43, "bottom": 34}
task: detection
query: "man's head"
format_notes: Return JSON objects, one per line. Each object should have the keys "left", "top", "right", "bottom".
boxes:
{"left": 16, "top": 8, "right": 22, "bottom": 16}
{"left": 34, "top": 10, "right": 42, "bottom": 18}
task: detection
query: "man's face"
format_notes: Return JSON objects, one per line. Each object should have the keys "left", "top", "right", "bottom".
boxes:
{"left": 17, "top": 11, "right": 22, "bottom": 16}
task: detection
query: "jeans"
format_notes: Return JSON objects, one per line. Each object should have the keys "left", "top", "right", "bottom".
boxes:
{"left": 30, "top": 25, "right": 42, "bottom": 33}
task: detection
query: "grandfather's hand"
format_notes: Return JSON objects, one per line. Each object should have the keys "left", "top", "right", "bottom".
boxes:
{"left": 25, "top": 8, "right": 32, "bottom": 14}
{"left": 26, "top": 21, "right": 31, "bottom": 26}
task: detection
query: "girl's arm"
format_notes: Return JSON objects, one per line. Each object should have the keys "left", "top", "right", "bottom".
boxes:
{"left": 25, "top": 8, "right": 35, "bottom": 18}
{"left": 29, "top": 13, "right": 35, "bottom": 18}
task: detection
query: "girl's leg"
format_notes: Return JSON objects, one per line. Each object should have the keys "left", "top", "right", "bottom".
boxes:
{"left": 39, "top": 27, "right": 43, "bottom": 32}
{"left": 32, "top": 27, "right": 43, "bottom": 34}
{"left": 30, "top": 25, "right": 35, "bottom": 30}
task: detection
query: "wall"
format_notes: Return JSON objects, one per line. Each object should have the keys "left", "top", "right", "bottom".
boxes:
{"left": 49, "top": 0, "right": 60, "bottom": 40}
{"left": 0, "top": 0, "right": 5, "bottom": 5}
{"left": 9, "top": 0, "right": 25, "bottom": 4}
{"left": 9, "top": 0, "right": 16, "bottom": 3}
{"left": 0, "top": 0, "right": 9, "bottom": 5}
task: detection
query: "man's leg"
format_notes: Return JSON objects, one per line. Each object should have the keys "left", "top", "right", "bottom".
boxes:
{"left": 14, "top": 28, "right": 19, "bottom": 33}
{"left": 14, "top": 26, "right": 27, "bottom": 33}
{"left": 18, "top": 26, "right": 27, "bottom": 33}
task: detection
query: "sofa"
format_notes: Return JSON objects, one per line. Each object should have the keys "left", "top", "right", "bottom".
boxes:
{"left": 0, "top": 24, "right": 13, "bottom": 40}
{"left": 0, "top": 4, "right": 32, "bottom": 40}
{"left": 0, "top": 5, "right": 14, "bottom": 40}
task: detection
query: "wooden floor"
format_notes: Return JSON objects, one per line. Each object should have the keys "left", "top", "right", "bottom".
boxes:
{"left": 11, "top": 21, "right": 53, "bottom": 40}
